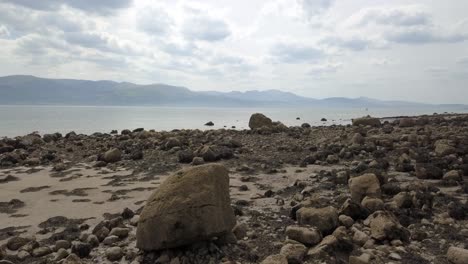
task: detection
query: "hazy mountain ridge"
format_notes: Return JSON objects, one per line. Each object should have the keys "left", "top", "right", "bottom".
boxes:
{"left": 0, "top": 75, "right": 460, "bottom": 108}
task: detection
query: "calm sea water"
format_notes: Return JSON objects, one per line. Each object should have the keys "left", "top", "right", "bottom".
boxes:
{"left": 1, "top": 105, "right": 467, "bottom": 137}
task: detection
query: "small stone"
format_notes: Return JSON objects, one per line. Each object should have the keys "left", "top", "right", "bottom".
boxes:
{"left": 349, "top": 253, "right": 371, "bottom": 264}
{"left": 106, "top": 247, "right": 123, "bottom": 261}
{"left": 32, "top": 246, "right": 52, "bottom": 257}
{"left": 447, "top": 246, "right": 468, "bottom": 264}
{"left": 389, "top": 253, "right": 402, "bottom": 260}
{"left": 232, "top": 223, "right": 248, "bottom": 240}
{"left": 71, "top": 242, "right": 91, "bottom": 258}
{"left": 339, "top": 215, "right": 354, "bottom": 228}
{"left": 55, "top": 248, "right": 69, "bottom": 261}
{"left": 285, "top": 225, "right": 322, "bottom": 246}
{"left": 109, "top": 227, "right": 129, "bottom": 238}
{"left": 103, "top": 235, "right": 120, "bottom": 245}
{"left": 280, "top": 243, "right": 307, "bottom": 264}
{"left": 260, "top": 254, "right": 288, "bottom": 264}
{"left": 55, "top": 240, "right": 71, "bottom": 250}
{"left": 17, "top": 250, "right": 30, "bottom": 261}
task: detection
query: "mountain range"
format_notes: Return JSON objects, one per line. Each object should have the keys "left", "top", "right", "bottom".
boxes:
{"left": 0, "top": 75, "right": 465, "bottom": 108}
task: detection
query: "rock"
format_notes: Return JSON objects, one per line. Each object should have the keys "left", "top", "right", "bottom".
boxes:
{"left": 136, "top": 164, "right": 236, "bottom": 251}
{"left": 17, "top": 250, "right": 30, "bottom": 261}
{"left": 367, "top": 211, "right": 409, "bottom": 242}
{"left": 103, "top": 235, "right": 120, "bottom": 245}
{"left": 349, "top": 173, "right": 381, "bottom": 203}
{"left": 71, "top": 242, "right": 91, "bottom": 258}
{"left": 399, "top": 118, "right": 415, "bottom": 127}
{"left": 32, "top": 246, "right": 52, "bottom": 257}
{"left": 392, "top": 192, "right": 413, "bottom": 209}
{"left": 63, "top": 254, "right": 83, "bottom": 264}
{"left": 339, "top": 198, "right": 368, "bottom": 220}
{"left": 87, "top": 234, "right": 99, "bottom": 248}
{"left": 349, "top": 253, "right": 371, "bottom": 264}
{"left": 55, "top": 248, "right": 69, "bottom": 261}
{"left": 352, "top": 117, "right": 381, "bottom": 127}
{"left": 352, "top": 133, "right": 365, "bottom": 145}
{"left": 103, "top": 148, "right": 121, "bottom": 163}
{"left": 260, "top": 254, "right": 288, "bottom": 264}
{"left": 361, "top": 196, "right": 384, "bottom": 213}
{"left": 165, "top": 137, "right": 181, "bottom": 149}
{"left": 296, "top": 206, "right": 338, "bottom": 235}
{"left": 444, "top": 170, "right": 461, "bottom": 181}
{"left": 435, "top": 140, "right": 456, "bottom": 156}
{"left": 7, "top": 236, "right": 32, "bottom": 250}
{"left": 192, "top": 157, "right": 204, "bottom": 165}
{"left": 109, "top": 227, "right": 129, "bottom": 238}
{"left": 447, "top": 246, "right": 468, "bottom": 264}
{"left": 106, "top": 247, "right": 123, "bottom": 261}
{"left": 177, "top": 150, "right": 194, "bottom": 163}
{"left": 389, "top": 252, "right": 402, "bottom": 260}
{"left": 338, "top": 215, "right": 354, "bottom": 228}
{"left": 301, "top": 123, "right": 311, "bottom": 128}
{"left": 232, "top": 223, "right": 248, "bottom": 240}
{"left": 196, "top": 145, "right": 218, "bottom": 162}
{"left": 94, "top": 226, "right": 110, "bottom": 242}
{"left": 121, "top": 207, "right": 135, "bottom": 219}
{"left": 326, "top": 154, "right": 339, "bottom": 164}
{"left": 249, "top": 113, "right": 273, "bottom": 129}
{"left": 205, "top": 121, "right": 214, "bottom": 126}
{"left": 280, "top": 243, "right": 307, "bottom": 264}
{"left": 285, "top": 225, "right": 322, "bottom": 246}
{"left": 321, "top": 118, "right": 327, "bottom": 122}
{"left": 415, "top": 163, "right": 443, "bottom": 179}
{"left": 352, "top": 229, "right": 369, "bottom": 246}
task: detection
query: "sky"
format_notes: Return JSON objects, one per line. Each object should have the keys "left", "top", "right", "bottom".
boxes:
{"left": 0, "top": 0, "right": 467, "bottom": 104}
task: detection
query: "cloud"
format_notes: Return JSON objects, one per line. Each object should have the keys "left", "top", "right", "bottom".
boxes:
{"left": 2, "top": 0, "right": 133, "bottom": 14}
{"left": 270, "top": 42, "right": 325, "bottom": 63}
{"left": 137, "top": 6, "right": 173, "bottom": 36}
{"left": 347, "top": 5, "right": 431, "bottom": 27}
{"left": 298, "top": 0, "right": 334, "bottom": 19}
{"left": 320, "top": 35, "right": 373, "bottom": 51}
{"left": 63, "top": 32, "right": 142, "bottom": 56}
{"left": 385, "top": 27, "right": 467, "bottom": 44}
{"left": 308, "top": 62, "right": 342, "bottom": 76}
{"left": 182, "top": 16, "right": 231, "bottom": 42}
{"left": 457, "top": 57, "right": 468, "bottom": 65}
{"left": 0, "top": 25, "right": 10, "bottom": 38}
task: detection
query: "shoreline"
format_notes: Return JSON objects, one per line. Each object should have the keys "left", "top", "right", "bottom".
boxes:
{"left": 1, "top": 112, "right": 468, "bottom": 263}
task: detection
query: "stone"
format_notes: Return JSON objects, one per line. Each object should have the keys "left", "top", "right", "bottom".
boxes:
{"left": 349, "top": 253, "right": 371, "bottom": 264}
{"left": 106, "top": 247, "right": 123, "bottom": 261}
{"left": 205, "top": 121, "right": 214, "bottom": 126}
{"left": 352, "top": 133, "right": 365, "bottom": 145}
{"left": 349, "top": 173, "right": 381, "bottom": 203}
{"left": 447, "top": 246, "right": 468, "bottom": 264}
{"left": 94, "top": 226, "right": 110, "bottom": 242}
{"left": 7, "top": 236, "right": 32, "bottom": 251}
{"left": 296, "top": 206, "right": 338, "bottom": 235}
{"left": 367, "top": 211, "right": 410, "bottom": 242}
{"left": 393, "top": 192, "right": 413, "bottom": 209}
{"left": 121, "top": 207, "right": 135, "bottom": 219}
{"left": 444, "top": 170, "right": 461, "bottom": 181}
{"left": 32, "top": 246, "right": 52, "bottom": 257}
{"left": 55, "top": 248, "right": 69, "bottom": 261}
{"left": 55, "top": 240, "right": 71, "bottom": 250}
{"left": 435, "top": 140, "right": 456, "bottom": 156}
{"left": 232, "top": 223, "right": 248, "bottom": 240}
{"left": 103, "top": 148, "right": 121, "bottom": 163}
{"left": 17, "top": 250, "right": 30, "bottom": 261}
{"left": 192, "top": 157, "right": 204, "bottom": 165}
{"left": 71, "top": 242, "right": 91, "bottom": 258}
{"left": 352, "top": 229, "right": 369, "bottom": 246}
{"left": 177, "top": 150, "right": 194, "bottom": 163}
{"left": 352, "top": 117, "right": 381, "bottom": 127}
{"left": 109, "top": 227, "right": 129, "bottom": 238}
{"left": 361, "top": 196, "right": 384, "bottom": 213}
{"left": 338, "top": 215, "right": 354, "bottom": 228}
{"left": 249, "top": 113, "right": 273, "bottom": 129}
{"left": 103, "top": 235, "right": 120, "bottom": 245}
{"left": 87, "top": 235, "right": 99, "bottom": 248}
{"left": 339, "top": 198, "right": 368, "bottom": 220}
{"left": 415, "top": 163, "right": 443, "bottom": 179}
{"left": 63, "top": 254, "right": 83, "bottom": 264}
{"left": 280, "top": 243, "right": 307, "bottom": 264}
{"left": 136, "top": 164, "right": 236, "bottom": 251}
{"left": 399, "top": 118, "right": 415, "bottom": 127}
{"left": 260, "top": 254, "right": 288, "bottom": 264}
{"left": 285, "top": 225, "right": 322, "bottom": 246}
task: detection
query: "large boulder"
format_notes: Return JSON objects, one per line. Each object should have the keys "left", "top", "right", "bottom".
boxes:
{"left": 447, "top": 246, "right": 468, "bottom": 264}
{"left": 348, "top": 173, "right": 381, "bottom": 203}
{"left": 249, "top": 113, "right": 273, "bottom": 129}
{"left": 136, "top": 164, "right": 236, "bottom": 251}
{"left": 398, "top": 118, "right": 415, "bottom": 127}
{"left": 434, "top": 140, "right": 456, "bottom": 156}
{"left": 352, "top": 117, "right": 381, "bottom": 127}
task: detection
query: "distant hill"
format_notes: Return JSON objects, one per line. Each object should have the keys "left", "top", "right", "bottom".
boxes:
{"left": 0, "top": 75, "right": 461, "bottom": 108}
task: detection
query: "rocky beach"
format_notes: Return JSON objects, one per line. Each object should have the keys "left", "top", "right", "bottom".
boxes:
{"left": 1, "top": 113, "right": 467, "bottom": 264}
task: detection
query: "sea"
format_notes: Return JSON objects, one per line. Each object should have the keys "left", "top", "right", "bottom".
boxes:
{"left": 1, "top": 105, "right": 467, "bottom": 138}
